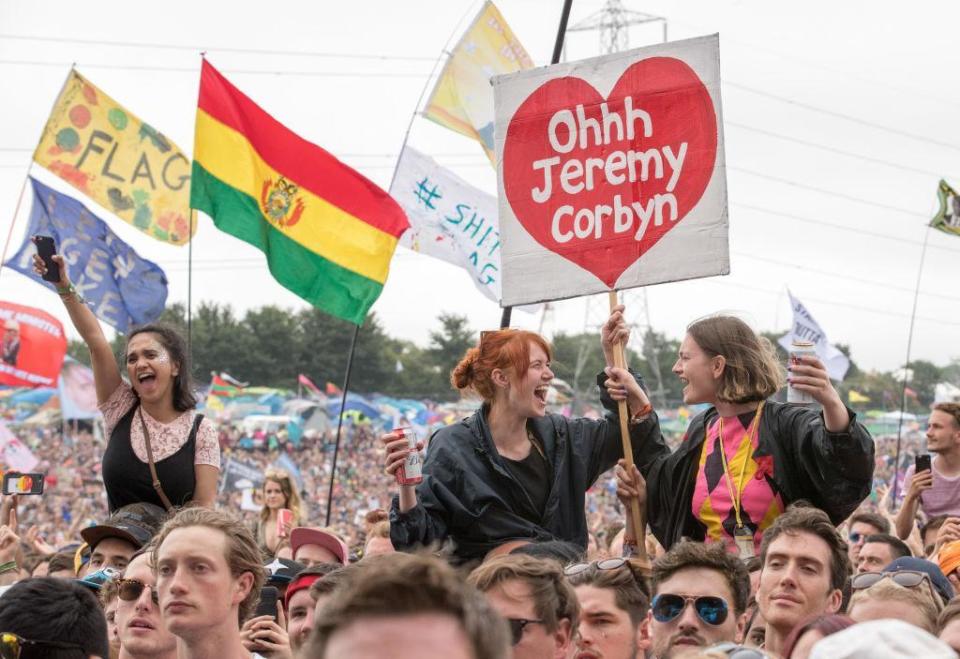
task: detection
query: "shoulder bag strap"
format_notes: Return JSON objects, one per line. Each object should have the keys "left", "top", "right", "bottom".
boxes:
{"left": 139, "top": 407, "right": 175, "bottom": 512}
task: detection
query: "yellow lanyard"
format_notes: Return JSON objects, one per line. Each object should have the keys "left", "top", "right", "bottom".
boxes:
{"left": 716, "top": 401, "right": 765, "bottom": 529}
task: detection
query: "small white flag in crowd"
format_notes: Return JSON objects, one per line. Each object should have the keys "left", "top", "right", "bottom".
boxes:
{"left": 0, "top": 420, "right": 39, "bottom": 472}
{"left": 778, "top": 290, "right": 850, "bottom": 381}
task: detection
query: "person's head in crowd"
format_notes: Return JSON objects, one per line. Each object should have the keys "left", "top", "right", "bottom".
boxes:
{"left": 808, "top": 618, "right": 957, "bottom": 659}
{"left": 363, "top": 508, "right": 388, "bottom": 536}
{"left": 673, "top": 315, "right": 783, "bottom": 407}
{"left": 450, "top": 328, "right": 554, "bottom": 418}
{"left": 885, "top": 556, "right": 954, "bottom": 605}
{"left": 290, "top": 527, "right": 348, "bottom": 567}
{"left": 744, "top": 557, "right": 762, "bottom": 598}
{"left": 856, "top": 533, "right": 911, "bottom": 574}
{"left": 565, "top": 557, "right": 650, "bottom": 659}
{"left": 468, "top": 553, "right": 579, "bottom": 659}
{"left": 310, "top": 564, "right": 349, "bottom": 619}
{"left": 263, "top": 557, "right": 305, "bottom": 598}
{"left": 260, "top": 469, "right": 301, "bottom": 524}
{"left": 274, "top": 538, "right": 292, "bottom": 561}
{"left": 648, "top": 540, "right": 750, "bottom": 658}
{"left": 510, "top": 539, "right": 585, "bottom": 565}
{"left": 848, "top": 572, "right": 941, "bottom": 633}
{"left": 47, "top": 550, "right": 78, "bottom": 579}
{"left": 307, "top": 553, "right": 510, "bottom": 659}
{"left": 99, "top": 577, "right": 121, "bottom": 658}
{"left": 0, "top": 577, "right": 108, "bottom": 659}
{"left": 151, "top": 507, "right": 265, "bottom": 654}
{"left": 29, "top": 555, "right": 51, "bottom": 578}
{"left": 928, "top": 403, "right": 960, "bottom": 456}
{"left": 125, "top": 324, "right": 196, "bottom": 412}
{"left": 923, "top": 515, "right": 950, "bottom": 557}
{"left": 115, "top": 549, "right": 177, "bottom": 659}
{"left": 362, "top": 521, "right": 394, "bottom": 559}
{"left": 938, "top": 597, "right": 960, "bottom": 654}
{"left": 741, "top": 603, "right": 765, "bottom": 648}
{"left": 757, "top": 505, "right": 847, "bottom": 657}
{"left": 846, "top": 512, "right": 889, "bottom": 566}
{"left": 284, "top": 564, "right": 338, "bottom": 653}
{"left": 81, "top": 503, "right": 167, "bottom": 573}
{"left": 780, "top": 614, "right": 854, "bottom": 659}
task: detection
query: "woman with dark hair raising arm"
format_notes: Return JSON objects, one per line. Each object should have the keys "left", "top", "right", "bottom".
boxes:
{"left": 616, "top": 315, "right": 874, "bottom": 555}
{"left": 33, "top": 245, "right": 219, "bottom": 511}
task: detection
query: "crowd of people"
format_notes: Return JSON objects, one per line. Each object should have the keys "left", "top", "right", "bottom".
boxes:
{"left": 2, "top": 249, "right": 960, "bottom": 657}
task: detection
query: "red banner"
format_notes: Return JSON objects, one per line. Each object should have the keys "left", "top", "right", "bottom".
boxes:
{"left": 0, "top": 302, "right": 67, "bottom": 388}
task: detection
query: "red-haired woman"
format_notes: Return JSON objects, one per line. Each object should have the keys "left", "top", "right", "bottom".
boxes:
{"left": 383, "top": 306, "right": 657, "bottom": 564}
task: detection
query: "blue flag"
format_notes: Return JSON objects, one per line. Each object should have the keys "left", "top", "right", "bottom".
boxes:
{"left": 5, "top": 177, "right": 169, "bottom": 333}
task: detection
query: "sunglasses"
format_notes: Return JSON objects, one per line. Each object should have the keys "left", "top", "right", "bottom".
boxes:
{"left": 507, "top": 618, "right": 544, "bottom": 645}
{"left": 651, "top": 594, "right": 729, "bottom": 626}
{"left": 848, "top": 532, "right": 865, "bottom": 543}
{"left": 564, "top": 557, "right": 630, "bottom": 577}
{"left": 851, "top": 570, "right": 943, "bottom": 606}
{"left": 0, "top": 632, "right": 84, "bottom": 659}
{"left": 116, "top": 578, "right": 160, "bottom": 605}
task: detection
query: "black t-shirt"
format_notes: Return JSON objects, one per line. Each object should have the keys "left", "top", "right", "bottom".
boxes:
{"left": 502, "top": 432, "right": 551, "bottom": 522}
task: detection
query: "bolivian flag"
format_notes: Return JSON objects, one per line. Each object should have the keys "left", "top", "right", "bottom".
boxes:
{"left": 190, "top": 60, "right": 409, "bottom": 324}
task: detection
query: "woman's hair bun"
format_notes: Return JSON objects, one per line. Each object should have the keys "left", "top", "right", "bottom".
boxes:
{"left": 450, "top": 347, "right": 479, "bottom": 390}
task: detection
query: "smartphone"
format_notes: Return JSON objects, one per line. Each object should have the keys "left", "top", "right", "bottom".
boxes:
{"left": 2, "top": 472, "right": 45, "bottom": 495}
{"left": 916, "top": 453, "right": 932, "bottom": 474}
{"left": 254, "top": 585, "right": 279, "bottom": 621}
{"left": 33, "top": 235, "right": 60, "bottom": 283}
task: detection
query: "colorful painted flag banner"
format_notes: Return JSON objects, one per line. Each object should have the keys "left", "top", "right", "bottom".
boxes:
{"left": 0, "top": 301, "right": 67, "bottom": 388}
{"left": 423, "top": 1, "right": 533, "bottom": 164}
{"left": 190, "top": 60, "right": 409, "bottom": 325}
{"left": 33, "top": 70, "right": 195, "bottom": 245}
{"left": 5, "top": 177, "right": 169, "bottom": 334}
{"left": 931, "top": 179, "right": 960, "bottom": 237}
{"left": 778, "top": 290, "right": 850, "bottom": 381}
{"left": 492, "top": 34, "right": 729, "bottom": 306}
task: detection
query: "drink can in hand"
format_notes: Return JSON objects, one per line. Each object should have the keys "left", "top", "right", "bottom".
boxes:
{"left": 394, "top": 428, "right": 423, "bottom": 486}
{"left": 277, "top": 508, "right": 293, "bottom": 538}
{"left": 788, "top": 341, "right": 816, "bottom": 405}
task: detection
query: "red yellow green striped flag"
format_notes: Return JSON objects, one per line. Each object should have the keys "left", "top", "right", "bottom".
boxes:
{"left": 190, "top": 60, "right": 409, "bottom": 324}
{"left": 210, "top": 373, "right": 243, "bottom": 398}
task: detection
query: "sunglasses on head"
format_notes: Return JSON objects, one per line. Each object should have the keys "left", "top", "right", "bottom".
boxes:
{"left": 851, "top": 569, "right": 943, "bottom": 605}
{"left": 651, "top": 593, "right": 729, "bottom": 626}
{"left": 563, "top": 557, "right": 631, "bottom": 577}
{"left": 116, "top": 578, "right": 160, "bottom": 605}
{"left": 506, "top": 618, "right": 544, "bottom": 645}
{"left": 0, "top": 632, "right": 84, "bottom": 659}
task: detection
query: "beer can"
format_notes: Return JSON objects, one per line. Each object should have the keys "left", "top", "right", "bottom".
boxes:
{"left": 788, "top": 341, "right": 816, "bottom": 405}
{"left": 277, "top": 508, "right": 293, "bottom": 538}
{"left": 395, "top": 428, "right": 423, "bottom": 486}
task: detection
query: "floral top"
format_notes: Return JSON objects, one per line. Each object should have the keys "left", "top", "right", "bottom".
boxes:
{"left": 99, "top": 382, "right": 220, "bottom": 468}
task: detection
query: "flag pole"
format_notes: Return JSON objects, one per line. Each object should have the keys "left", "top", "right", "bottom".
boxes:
{"left": 325, "top": 323, "right": 361, "bottom": 527}
{"left": 387, "top": 0, "right": 482, "bottom": 191}
{"left": 187, "top": 211, "right": 194, "bottom": 354}
{"left": 891, "top": 225, "right": 932, "bottom": 508}
{"left": 499, "top": 0, "right": 574, "bottom": 329}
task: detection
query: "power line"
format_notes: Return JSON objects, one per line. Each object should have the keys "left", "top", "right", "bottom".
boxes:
{"left": 726, "top": 121, "right": 959, "bottom": 180}
{"left": 0, "top": 32, "right": 438, "bottom": 62}
{"left": 725, "top": 81, "right": 960, "bottom": 153}
{"left": 0, "top": 58, "right": 432, "bottom": 78}
{"left": 730, "top": 166, "right": 928, "bottom": 217}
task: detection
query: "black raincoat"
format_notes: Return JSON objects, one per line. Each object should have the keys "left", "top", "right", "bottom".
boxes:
{"left": 389, "top": 373, "right": 660, "bottom": 563}
{"left": 639, "top": 401, "right": 874, "bottom": 549}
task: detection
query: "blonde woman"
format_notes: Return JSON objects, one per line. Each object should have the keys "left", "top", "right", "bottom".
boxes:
{"left": 255, "top": 470, "right": 302, "bottom": 556}
{"left": 618, "top": 315, "right": 873, "bottom": 554}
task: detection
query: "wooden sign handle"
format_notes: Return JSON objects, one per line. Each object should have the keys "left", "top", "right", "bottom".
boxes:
{"left": 608, "top": 291, "right": 649, "bottom": 564}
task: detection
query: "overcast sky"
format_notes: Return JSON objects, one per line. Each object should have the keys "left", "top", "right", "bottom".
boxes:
{"left": 1, "top": 0, "right": 958, "bottom": 375}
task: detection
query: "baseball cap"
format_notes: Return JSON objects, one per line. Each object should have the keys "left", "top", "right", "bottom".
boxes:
{"left": 263, "top": 557, "right": 305, "bottom": 585}
{"left": 80, "top": 502, "right": 167, "bottom": 552}
{"left": 884, "top": 556, "right": 955, "bottom": 604}
{"left": 290, "top": 527, "right": 349, "bottom": 565}
{"left": 809, "top": 619, "right": 955, "bottom": 658}
{"left": 76, "top": 567, "right": 122, "bottom": 592}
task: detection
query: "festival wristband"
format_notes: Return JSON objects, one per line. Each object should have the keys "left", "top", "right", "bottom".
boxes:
{"left": 57, "top": 284, "right": 85, "bottom": 304}
{"left": 0, "top": 561, "right": 18, "bottom": 574}
{"left": 629, "top": 402, "right": 653, "bottom": 424}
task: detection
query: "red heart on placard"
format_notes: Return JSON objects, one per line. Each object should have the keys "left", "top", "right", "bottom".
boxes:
{"left": 503, "top": 57, "right": 717, "bottom": 288}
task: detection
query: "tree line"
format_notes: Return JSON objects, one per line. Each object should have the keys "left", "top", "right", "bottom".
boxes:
{"left": 66, "top": 302, "right": 959, "bottom": 409}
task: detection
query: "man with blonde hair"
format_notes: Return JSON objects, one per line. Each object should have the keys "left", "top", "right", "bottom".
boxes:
{"left": 152, "top": 507, "right": 265, "bottom": 659}
{"left": 468, "top": 554, "right": 579, "bottom": 659}
{"left": 848, "top": 577, "right": 941, "bottom": 634}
